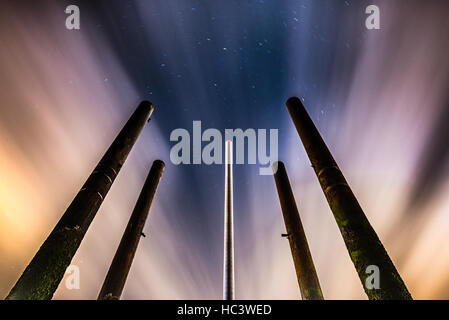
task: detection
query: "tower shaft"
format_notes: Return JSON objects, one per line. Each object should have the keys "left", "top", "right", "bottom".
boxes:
{"left": 223, "top": 140, "right": 234, "bottom": 300}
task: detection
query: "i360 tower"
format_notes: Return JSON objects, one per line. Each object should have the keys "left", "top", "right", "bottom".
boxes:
{"left": 223, "top": 140, "right": 235, "bottom": 300}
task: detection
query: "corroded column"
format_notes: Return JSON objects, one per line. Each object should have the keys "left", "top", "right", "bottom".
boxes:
{"left": 286, "top": 97, "right": 411, "bottom": 300}
{"left": 273, "top": 161, "right": 323, "bottom": 300}
{"left": 6, "top": 101, "right": 154, "bottom": 300}
{"left": 98, "top": 160, "right": 165, "bottom": 300}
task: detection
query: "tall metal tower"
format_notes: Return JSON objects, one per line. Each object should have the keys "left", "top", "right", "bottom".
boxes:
{"left": 223, "top": 140, "right": 235, "bottom": 300}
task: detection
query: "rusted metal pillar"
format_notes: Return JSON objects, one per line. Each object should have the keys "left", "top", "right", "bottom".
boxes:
{"left": 286, "top": 97, "right": 411, "bottom": 300}
{"left": 6, "top": 101, "right": 154, "bottom": 300}
{"left": 98, "top": 160, "right": 165, "bottom": 300}
{"left": 273, "top": 161, "right": 323, "bottom": 300}
{"left": 223, "top": 140, "right": 235, "bottom": 300}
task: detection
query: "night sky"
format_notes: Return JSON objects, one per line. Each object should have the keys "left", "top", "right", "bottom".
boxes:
{"left": 1, "top": 0, "right": 449, "bottom": 299}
